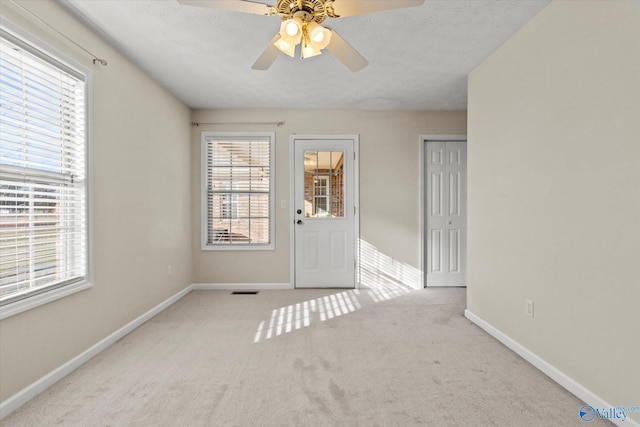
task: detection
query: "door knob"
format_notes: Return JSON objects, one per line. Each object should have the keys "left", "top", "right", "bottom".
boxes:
{"left": 297, "top": 220, "right": 303, "bottom": 225}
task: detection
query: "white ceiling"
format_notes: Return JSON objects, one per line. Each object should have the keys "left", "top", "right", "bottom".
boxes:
{"left": 58, "top": 0, "right": 551, "bottom": 110}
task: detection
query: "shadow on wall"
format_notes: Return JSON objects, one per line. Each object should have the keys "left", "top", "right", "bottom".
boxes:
{"left": 253, "top": 240, "right": 421, "bottom": 343}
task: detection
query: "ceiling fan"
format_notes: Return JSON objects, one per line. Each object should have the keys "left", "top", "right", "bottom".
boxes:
{"left": 176, "top": 0, "right": 425, "bottom": 72}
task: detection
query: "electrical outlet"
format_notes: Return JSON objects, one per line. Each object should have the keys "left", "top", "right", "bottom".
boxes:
{"left": 525, "top": 299, "right": 534, "bottom": 318}
{"left": 167, "top": 265, "right": 173, "bottom": 277}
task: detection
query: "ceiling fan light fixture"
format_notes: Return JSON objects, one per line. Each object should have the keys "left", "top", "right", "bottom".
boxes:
{"left": 306, "top": 21, "right": 332, "bottom": 50}
{"left": 274, "top": 36, "right": 296, "bottom": 57}
{"left": 301, "top": 41, "right": 322, "bottom": 59}
{"left": 285, "top": 21, "right": 300, "bottom": 37}
{"left": 279, "top": 18, "right": 302, "bottom": 42}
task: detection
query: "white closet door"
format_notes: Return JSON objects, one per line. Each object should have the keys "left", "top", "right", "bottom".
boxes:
{"left": 426, "top": 141, "right": 467, "bottom": 286}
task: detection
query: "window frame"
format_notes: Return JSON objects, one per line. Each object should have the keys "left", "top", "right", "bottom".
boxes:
{"left": 0, "top": 19, "right": 93, "bottom": 320}
{"left": 200, "top": 132, "right": 275, "bottom": 251}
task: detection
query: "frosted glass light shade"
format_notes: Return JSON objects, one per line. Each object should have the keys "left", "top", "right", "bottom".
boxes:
{"left": 306, "top": 22, "right": 332, "bottom": 50}
{"left": 301, "top": 41, "right": 321, "bottom": 58}
{"left": 274, "top": 36, "right": 296, "bottom": 57}
{"left": 279, "top": 18, "right": 302, "bottom": 44}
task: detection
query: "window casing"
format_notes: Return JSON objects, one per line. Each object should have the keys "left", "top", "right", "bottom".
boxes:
{"left": 0, "top": 23, "right": 91, "bottom": 318}
{"left": 201, "top": 132, "right": 274, "bottom": 250}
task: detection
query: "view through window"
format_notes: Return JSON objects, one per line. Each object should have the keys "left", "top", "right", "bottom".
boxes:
{"left": 202, "top": 133, "right": 274, "bottom": 249}
{"left": 304, "top": 151, "right": 344, "bottom": 218}
{"left": 0, "top": 27, "right": 89, "bottom": 307}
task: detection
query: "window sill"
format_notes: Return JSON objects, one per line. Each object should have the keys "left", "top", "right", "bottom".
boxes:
{"left": 0, "top": 280, "right": 93, "bottom": 320}
{"left": 201, "top": 243, "right": 275, "bottom": 251}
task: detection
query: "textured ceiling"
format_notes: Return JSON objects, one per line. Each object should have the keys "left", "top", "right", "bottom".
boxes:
{"left": 58, "top": 0, "right": 551, "bottom": 110}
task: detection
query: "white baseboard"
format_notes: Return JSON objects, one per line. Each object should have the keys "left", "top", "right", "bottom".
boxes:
{"left": 0, "top": 285, "right": 193, "bottom": 420}
{"left": 464, "top": 310, "right": 639, "bottom": 427}
{"left": 192, "top": 282, "right": 292, "bottom": 290}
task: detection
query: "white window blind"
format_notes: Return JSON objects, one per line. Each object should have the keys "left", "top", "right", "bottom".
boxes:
{"left": 202, "top": 133, "right": 274, "bottom": 249}
{"left": 0, "top": 27, "right": 88, "bottom": 306}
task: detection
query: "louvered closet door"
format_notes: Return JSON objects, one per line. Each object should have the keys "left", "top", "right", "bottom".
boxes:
{"left": 426, "top": 141, "right": 467, "bottom": 286}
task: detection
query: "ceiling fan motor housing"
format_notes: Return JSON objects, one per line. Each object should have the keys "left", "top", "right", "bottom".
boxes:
{"left": 276, "top": 0, "right": 329, "bottom": 23}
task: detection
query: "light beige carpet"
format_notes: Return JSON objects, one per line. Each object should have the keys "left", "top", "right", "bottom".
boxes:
{"left": 2, "top": 286, "right": 612, "bottom": 426}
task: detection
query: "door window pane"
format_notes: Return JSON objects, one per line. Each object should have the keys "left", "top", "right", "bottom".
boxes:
{"left": 304, "top": 151, "right": 344, "bottom": 218}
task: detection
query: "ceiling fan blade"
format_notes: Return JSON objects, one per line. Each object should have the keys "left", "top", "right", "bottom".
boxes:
{"left": 176, "top": 0, "right": 271, "bottom": 16}
{"left": 325, "top": 30, "right": 368, "bottom": 72}
{"left": 252, "top": 35, "right": 282, "bottom": 70}
{"left": 329, "top": 0, "right": 424, "bottom": 18}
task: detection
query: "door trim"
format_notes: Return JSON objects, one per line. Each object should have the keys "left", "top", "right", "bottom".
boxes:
{"left": 289, "top": 135, "right": 360, "bottom": 288}
{"left": 420, "top": 134, "right": 467, "bottom": 288}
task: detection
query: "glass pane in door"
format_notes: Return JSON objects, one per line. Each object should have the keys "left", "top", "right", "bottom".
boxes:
{"left": 304, "top": 151, "right": 345, "bottom": 218}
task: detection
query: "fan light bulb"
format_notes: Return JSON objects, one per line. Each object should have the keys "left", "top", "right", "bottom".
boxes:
{"left": 285, "top": 21, "right": 299, "bottom": 37}
{"left": 279, "top": 18, "right": 302, "bottom": 40}
{"left": 312, "top": 31, "right": 324, "bottom": 43}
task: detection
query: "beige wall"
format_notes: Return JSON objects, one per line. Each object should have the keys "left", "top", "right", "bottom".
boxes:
{"left": 468, "top": 0, "right": 640, "bottom": 418}
{"left": 191, "top": 109, "right": 467, "bottom": 284}
{"left": 0, "top": 1, "right": 193, "bottom": 401}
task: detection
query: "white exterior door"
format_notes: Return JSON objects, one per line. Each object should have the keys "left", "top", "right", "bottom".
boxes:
{"left": 426, "top": 140, "right": 467, "bottom": 286}
{"left": 293, "top": 137, "right": 356, "bottom": 288}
